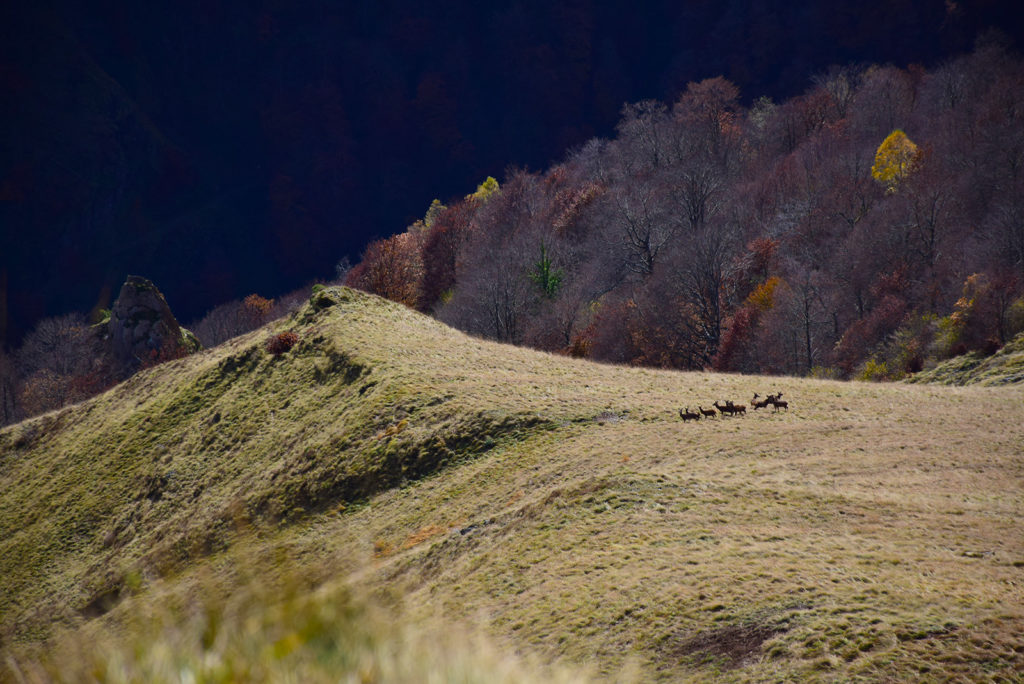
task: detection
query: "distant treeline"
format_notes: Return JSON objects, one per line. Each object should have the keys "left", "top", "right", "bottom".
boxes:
{"left": 345, "top": 40, "right": 1024, "bottom": 380}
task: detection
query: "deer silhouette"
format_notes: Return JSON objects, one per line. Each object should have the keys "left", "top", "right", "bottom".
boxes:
{"left": 713, "top": 400, "right": 746, "bottom": 416}
{"left": 679, "top": 407, "right": 700, "bottom": 421}
{"left": 766, "top": 392, "right": 788, "bottom": 412}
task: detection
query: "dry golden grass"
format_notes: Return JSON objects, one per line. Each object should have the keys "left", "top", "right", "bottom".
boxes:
{"left": 2, "top": 287, "right": 1022, "bottom": 681}
{"left": 6, "top": 560, "right": 590, "bottom": 684}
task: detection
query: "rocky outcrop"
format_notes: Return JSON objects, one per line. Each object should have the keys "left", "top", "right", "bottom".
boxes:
{"left": 108, "top": 276, "right": 200, "bottom": 371}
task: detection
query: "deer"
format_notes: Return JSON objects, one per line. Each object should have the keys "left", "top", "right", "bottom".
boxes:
{"left": 765, "top": 392, "right": 788, "bottom": 412}
{"left": 751, "top": 393, "right": 771, "bottom": 410}
{"left": 713, "top": 400, "right": 746, "bottom": 416}
{"left": 713, "top": 400, "right": 732, "bottom": 416}
{"left": 698, "top": 405, "right": 717, "bottom": 419}
{"left": 679, "top": 407, "right": 700, "bottom": 422}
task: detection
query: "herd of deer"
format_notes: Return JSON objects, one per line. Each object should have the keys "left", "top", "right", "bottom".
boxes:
{"left": 678, "top": 393, "right": 788, "bottom": 421}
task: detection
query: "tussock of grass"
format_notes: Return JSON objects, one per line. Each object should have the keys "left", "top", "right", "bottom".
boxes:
{"left": 3, "top": 287, "right": 1023, "bottom": 681}
{"left": 908, "top": 332, "right": 1024, "bottom": 385}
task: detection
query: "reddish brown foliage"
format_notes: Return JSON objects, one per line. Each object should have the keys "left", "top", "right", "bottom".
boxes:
{"left": 951, "top": 272, "right": 1022, "bottom": 351}
{"left": 576, "top": 299, "right": 635, "bottom": 364}
{"left": 743, "top": 239, "right": 779, "bottom": 284}
{"left": 419, "top": 202, "right": 475, "bottom": 311}
{"left": 551, "top": 181, "right": 603, "bottom": 238}
{"left": 712, "top": 306, "right": 759, "bottom": 372}
{"left": 346, "top": 231, "right": 425, "bottom": 307}
{"left": 242, "top": 294, "right": 274, "bottom": 328}
{"left": 138, "top": 338, "right": 188, "bottom": 370}
{"left": 69, "top": 369, "right": 113, "bottom": 398}
{"left": 265, "top": 331, "right": 299, "bottom": 355}
{"left": 833, "top": 295, "right": 908, "bottom": 376}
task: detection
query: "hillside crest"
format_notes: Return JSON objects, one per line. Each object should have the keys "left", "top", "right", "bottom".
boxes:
{"left": 3, "top": 286, "right": 1023, "bottom": 681}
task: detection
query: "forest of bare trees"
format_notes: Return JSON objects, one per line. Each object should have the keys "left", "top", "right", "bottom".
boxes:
{"left": 348, "top": 40, "right": 1024, "bottom": 379}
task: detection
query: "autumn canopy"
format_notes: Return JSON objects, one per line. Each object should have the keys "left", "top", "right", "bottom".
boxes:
{"left": 871, "top": 129, "right": 920, "bottom": 192}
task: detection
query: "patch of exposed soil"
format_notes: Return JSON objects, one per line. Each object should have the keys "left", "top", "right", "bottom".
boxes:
{"left": 662, "top": 621, "right": 788, "bottom": 668}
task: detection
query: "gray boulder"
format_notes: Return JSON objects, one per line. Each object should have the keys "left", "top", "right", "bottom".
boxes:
{"left": 108, "top": 275, "right": 200, "bottom": 370}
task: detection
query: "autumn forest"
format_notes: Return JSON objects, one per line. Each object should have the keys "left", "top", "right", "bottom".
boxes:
{"left": 3, "top": 39, "right": 1024, "bottom": 426}
{"left": 347, "top": 39, "right": 1024, "bottom": 379}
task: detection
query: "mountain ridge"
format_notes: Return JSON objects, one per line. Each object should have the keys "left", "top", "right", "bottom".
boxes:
{"left": 3, "top": 286, "right": 1023, "bottom": 681}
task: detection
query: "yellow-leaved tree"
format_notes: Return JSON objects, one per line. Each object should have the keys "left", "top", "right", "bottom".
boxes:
{"left": 423, "top": 198, "right": 446, "bottom": 228}
{"left": 871, "top": 129, "right": 920, "bottom": 193}
{"left": 466, "top": 176, "right": 500, "bottom": 203}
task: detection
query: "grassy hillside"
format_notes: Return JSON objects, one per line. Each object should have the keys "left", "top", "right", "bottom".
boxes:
{"left": 907, "top": 332, "right": 1024, "bottom": 386}
{"left": 2, "top": 287, "right": 1023, "bottom": 681}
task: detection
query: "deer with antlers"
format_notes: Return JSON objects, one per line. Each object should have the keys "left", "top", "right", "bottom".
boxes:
{"left": 766, "top": 392, "right": 788, "bottom": 412}
{"left": 679, "top": 407, "right": 700, "bottom": 422}
{"left": 751, "top": 393, "right": 771, "bottom": 410}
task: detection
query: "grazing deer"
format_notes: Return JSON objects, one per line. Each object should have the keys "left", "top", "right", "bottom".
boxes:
{"left": 679, "top": 407, "right": 700, "bottom": 421}
{"left": 713, "top": 400, "right": 746, "bottom": 416}
{"left": 752, "top": 393, "right": 770, "bottom": 410}
{"left": 698, "top": 405, "right": 717, "bottom": 419}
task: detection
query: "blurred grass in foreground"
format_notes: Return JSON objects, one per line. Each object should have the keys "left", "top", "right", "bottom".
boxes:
{"left": 6, "top": 567, "right": 597, "bottom": 684}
